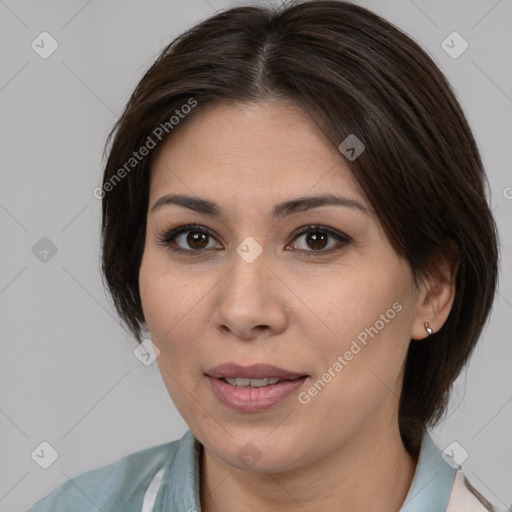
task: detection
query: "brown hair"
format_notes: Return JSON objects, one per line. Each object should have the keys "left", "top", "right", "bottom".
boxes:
{"left": 100, "top": 0, "right": 499, "bottom": 456}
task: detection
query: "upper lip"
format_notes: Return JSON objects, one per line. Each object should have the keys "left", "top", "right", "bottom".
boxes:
{"left": 206, "top": 363, "right": 307, "bottom": 380}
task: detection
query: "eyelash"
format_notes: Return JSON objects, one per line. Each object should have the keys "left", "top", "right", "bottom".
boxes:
{"left": 157, "top": 223, "right": 351, "bottom": 259}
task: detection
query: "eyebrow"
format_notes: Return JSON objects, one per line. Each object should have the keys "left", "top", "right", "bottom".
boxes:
{"left": 150, "top": 193, "right": 370, "bottom": 218}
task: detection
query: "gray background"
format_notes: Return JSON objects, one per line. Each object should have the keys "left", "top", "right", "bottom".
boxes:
{"left": 0, "top": 0, "right": 511, "bottom": 510}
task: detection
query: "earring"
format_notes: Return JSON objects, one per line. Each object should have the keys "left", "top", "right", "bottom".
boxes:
{"left": 424, "top": 322, "right": 434, "bottom": 336}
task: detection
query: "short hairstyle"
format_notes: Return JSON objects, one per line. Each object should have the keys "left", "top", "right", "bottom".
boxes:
{"left": 100, "top": 0, "right": 499, "bottom": 456}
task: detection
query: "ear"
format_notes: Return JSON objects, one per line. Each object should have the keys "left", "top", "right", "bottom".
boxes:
{"left": 410, "top": 247, "right": 459, "bottom": 340}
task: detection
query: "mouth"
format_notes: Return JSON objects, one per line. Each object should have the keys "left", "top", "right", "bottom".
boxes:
{"left": 205, "top": 363, "right": 309, "bottom": 411}
{"left": 221, "top": 377, "right": 283, "bottom": 387}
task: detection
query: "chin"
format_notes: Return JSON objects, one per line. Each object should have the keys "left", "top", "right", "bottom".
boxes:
{"left": 201, "top": 426, "right": 315, "bottom": 474}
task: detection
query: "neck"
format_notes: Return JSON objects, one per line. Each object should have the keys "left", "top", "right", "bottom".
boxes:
{"left": 200, "top": 419, "right": 418, "bottom": 512}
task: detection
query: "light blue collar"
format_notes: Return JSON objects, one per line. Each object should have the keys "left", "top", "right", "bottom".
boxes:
{"left": 154, "top": 430, "right": 456, "bottom": 511}
{"left": 400, "top": 432, "right": 457, "bottom": 511}
{"left": 157, "top": 430, "right": 202, "bottom": 511}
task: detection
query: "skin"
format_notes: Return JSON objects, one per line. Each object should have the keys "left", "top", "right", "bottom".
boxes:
{"left": 139, "top": 100, "right": 456, "bottom": 512}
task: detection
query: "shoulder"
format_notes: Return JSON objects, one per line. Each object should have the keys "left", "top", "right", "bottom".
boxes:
{"left": 446, "top": 470, "right": 498, "bottom": 512}
{"left": 26, "top": 439, "right": 180, "bottom": 512}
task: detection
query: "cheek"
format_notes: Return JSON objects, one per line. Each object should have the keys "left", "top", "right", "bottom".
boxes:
{"left": 297, "top": 291, "right": 413, "bottom": 440}
{"left": 139, "top": 249, "right": 209, "bottom": 360}
{"left": 139, "top": 253, "right": 206, "bottom": 415}
{"left": 297, "top": 261, "right": 415, "bottom": 409}
{"left": 139, "top": 246, "right": 180, "bottom": 328}
{"left": 298, "top": 263, "right": 409, "bottom": 348}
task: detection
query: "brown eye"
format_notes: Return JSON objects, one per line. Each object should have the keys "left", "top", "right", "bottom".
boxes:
{"left": 159, "top": 224, "right": 222, "bottom": 253}
{"left": 304, "top": 231, "right": 329, "bottom": 250}
{"left": 186, "top": 231, "right": 209, "bottom": 250}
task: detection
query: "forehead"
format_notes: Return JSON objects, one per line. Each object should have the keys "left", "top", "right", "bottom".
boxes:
{"left": 149, "top": 101, "right": 368, "bottom": 209}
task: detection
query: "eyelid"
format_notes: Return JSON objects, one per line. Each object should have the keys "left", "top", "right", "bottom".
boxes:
{"left": 289, "top": 224, "right": 351, "bottom": 244}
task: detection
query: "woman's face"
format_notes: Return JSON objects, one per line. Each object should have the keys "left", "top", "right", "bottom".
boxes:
{"left": 139, "top": 100, "right": 427, "bottom": 472}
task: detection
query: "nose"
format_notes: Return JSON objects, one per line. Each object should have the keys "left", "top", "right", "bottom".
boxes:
{"left": 211, "top": 247, "right": 288, "bottom": 341}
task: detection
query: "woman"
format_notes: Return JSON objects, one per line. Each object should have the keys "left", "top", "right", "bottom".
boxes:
{"left": 28, "top": 1, "right": 501, "bottom": 511}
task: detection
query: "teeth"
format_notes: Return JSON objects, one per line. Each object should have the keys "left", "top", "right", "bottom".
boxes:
{"left": 224, "top": 377, "right": 280, "bottom": 387}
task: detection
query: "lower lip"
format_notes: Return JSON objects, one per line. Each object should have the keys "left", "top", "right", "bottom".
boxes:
{"left": 207, "top": 376, "right": 307, "bottom": 412}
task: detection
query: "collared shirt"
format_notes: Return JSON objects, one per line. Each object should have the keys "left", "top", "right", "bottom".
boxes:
{"left": 27, "top": 430, "right": 496, "bottom": 512}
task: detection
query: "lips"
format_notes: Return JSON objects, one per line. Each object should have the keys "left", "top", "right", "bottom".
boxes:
{"left": 206, "top": 363, "right": 306, "bottom": 381}
{"left": 205, "top": 363, "right": 309, "bottom": 412}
